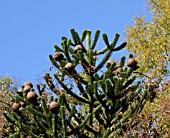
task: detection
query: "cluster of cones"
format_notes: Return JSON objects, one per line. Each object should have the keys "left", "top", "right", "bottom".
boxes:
{"left": 106, "top": 58, "right": 138, "bottom": 74}
{"left": 12, "top": 82, "right": 60, "bottom": 113}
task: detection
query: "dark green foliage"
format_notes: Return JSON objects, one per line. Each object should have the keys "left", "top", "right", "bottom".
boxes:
{"left": 2, "top": 84, "right": 65, "bottom": 138}
{"left": 2, "top": 29, "right": 157, "bottom": 137}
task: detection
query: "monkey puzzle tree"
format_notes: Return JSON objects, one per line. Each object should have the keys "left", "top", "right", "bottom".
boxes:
{"left": 2, "top": 29, "right": 157, "bottom": 137}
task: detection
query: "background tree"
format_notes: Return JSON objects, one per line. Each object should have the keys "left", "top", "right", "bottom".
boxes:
{"left": 125, "top": 0, "right": 170, "bottom": 81}
{"left": 141, "top": 79, "right": 170, "bottom": 137}
{"left": 2, "top": 29, "right": 157, "bottom": 137}
{"left": 125, "top": 0, "right": 170, "bottom": 137}
{"left": 0, "top": 76, "right": 17, "bottom": 137}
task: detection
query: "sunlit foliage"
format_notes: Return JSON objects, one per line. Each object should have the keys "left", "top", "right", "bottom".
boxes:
{"left": 125, "top": 0, "right": 170, "bottom": 81}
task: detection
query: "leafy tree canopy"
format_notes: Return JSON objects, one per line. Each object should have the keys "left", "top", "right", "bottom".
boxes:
{"left": 125, "top": 0, "right": 170, "bottom": 81}
{"left": 125, "top": 0, "right": 170, "bottom": 137}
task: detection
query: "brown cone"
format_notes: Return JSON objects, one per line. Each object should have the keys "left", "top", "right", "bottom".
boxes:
{"left": 126, "top": 58, "right": 137, "bottom": 67}
{"left": 18, "top": 88, "right": 23, "bottom": 93}
{"left": 26, "top": 91, "right": 38, "bottom": 102}
{"left": 106, "top": 59, "right": 117, "bottom": 68}
{"left": 115, "top": 67, "right": 123, "bottom": 75}
{"left": 19, "top": 101, "right": 25, "bottom": 107}
{"left": 23, "top": 85, "right": 31, "bottom": 92}
{"left": 17, "top": 88, "right": 23, "bottom": 96}
{"left": 73, "top": 44, "right": 84, "bottom": 53}
{"left": 49, "top": 101, "right": 60, "bottom": 112}
{"left": 65, "top": 62, "right": 74, "bottom": 70}
{"left": 54, "top": 52, "right": 64, "bottom": 61}
{"left": 24, "top": 81, "right": 33, "bottom": 88}
{"left": 12, "top": 103, "right": 21, "bottom": 112}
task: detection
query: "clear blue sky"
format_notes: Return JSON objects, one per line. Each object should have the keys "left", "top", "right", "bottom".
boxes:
{"left": 0, "top": 0, "right": 147, "bottom": 85}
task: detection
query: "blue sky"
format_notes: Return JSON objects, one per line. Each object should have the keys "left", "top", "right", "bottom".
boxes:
{"left": 0, "top": 0, "right": 147, "bottom": 85}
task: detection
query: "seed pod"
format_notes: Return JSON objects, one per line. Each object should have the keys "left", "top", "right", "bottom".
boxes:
{"left": 126, "top": 58, "right": 137, "bottom": 68}
{"left": 18, "top": 88, "right": 22, "bottom": 93}
{"left": 17, "top": 88, "right": 23, "bottom": 96}
{"left": 12, "top": 103, "right": 21, "bottom": 112}
{"left": 27, "top": 91, "right": 38, "bottom": 102}
{"left": 54, "top": 52, "right": 64, "bottom": 61}
{"left": 49, "top": 101, "right": 60, "bottom": 112}
{"left": 65, "top": 62, "right": 74, "bottom": 70}
{"left": 19, "top": 102, "right": 25, "bottom": 107}
{"left": 23, "top": 85, "right": 31, "bottom": 92}
{"left": 73, "top": 44, "right": 84, "bottom": 53}
{"left": 106, "top": 59, "right": 117, "bottom": 68}
{"left": 115, "top": 67, "right": 123, "bottom": 75}
{"left": 24, "top": 81, "right": 33, "bottom": 88}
